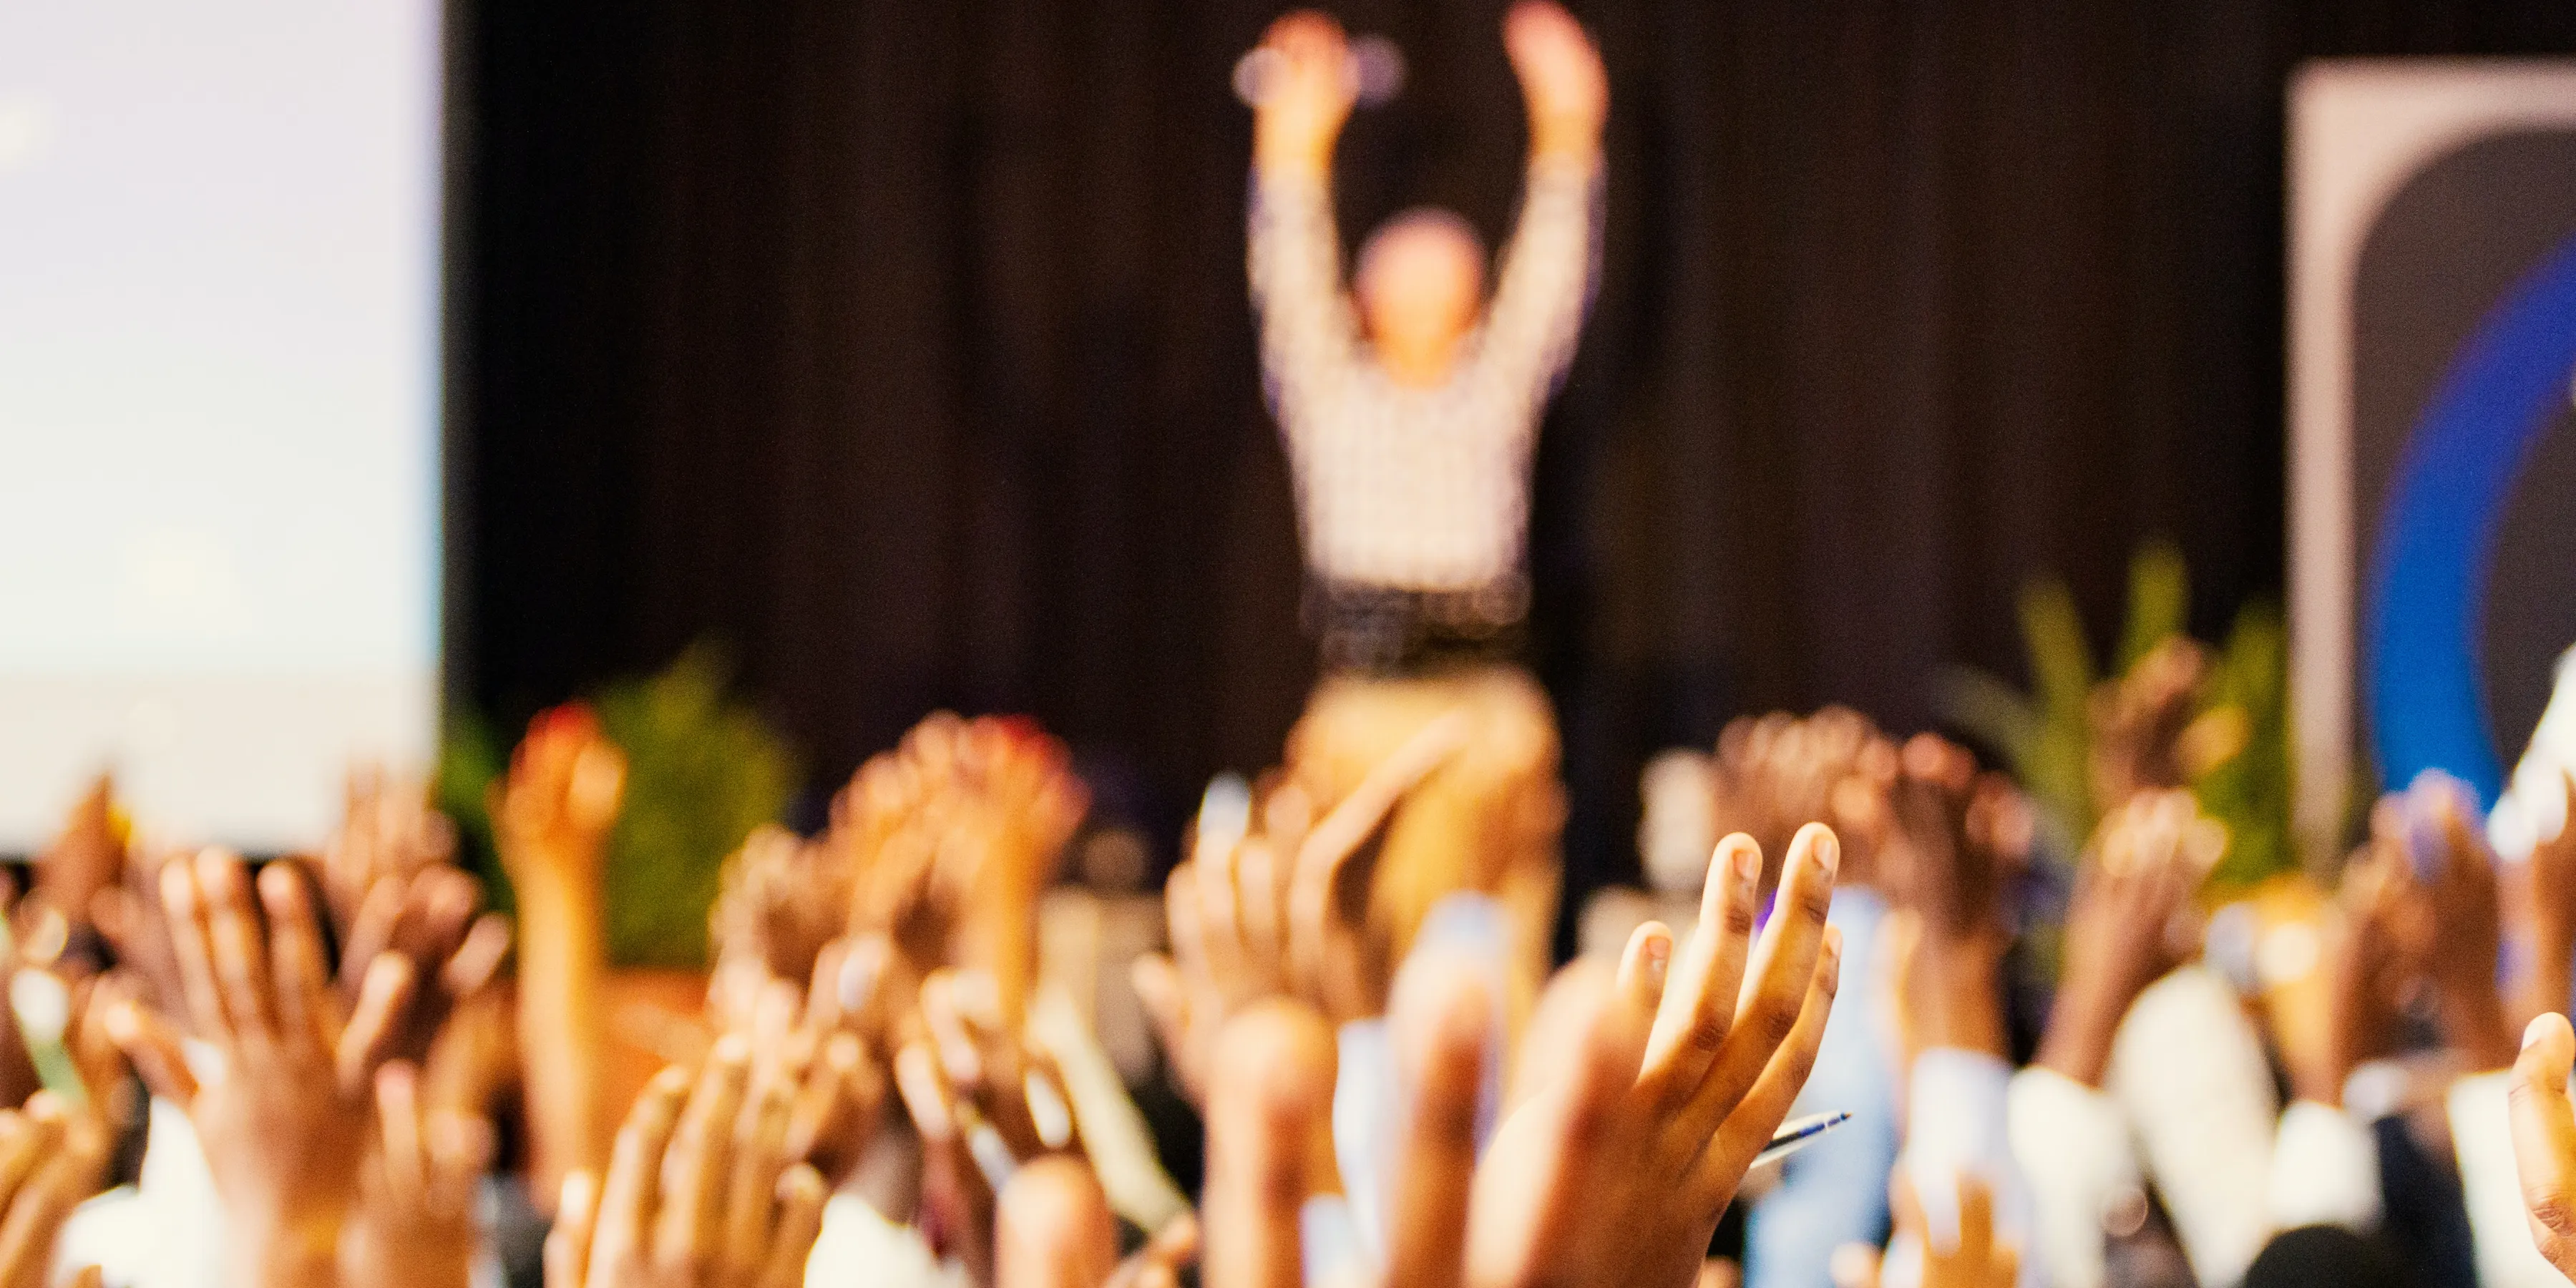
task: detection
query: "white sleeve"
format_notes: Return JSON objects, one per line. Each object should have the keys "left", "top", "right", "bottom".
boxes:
{"left": 2007, "top": 1066, "right": 2140, "bottom": 1288}
{"left": 2451, "top": 1069, "right": 2569, "bottom": 1288}
{"left": 1463, "top": 155, "right": 1600, "bottom": 414}
{"left": 1247, "top": 169, "right": 1363, "bottom": 435}
{"left": 2107, "top": 965, "right": 2278, "bottom": 1288}
{"left": 1884, "top": 1048, "right": 2041, "bottom": 1288}
{"left": 2267, "top": 1099, "right": 2381, "bottom": 1233}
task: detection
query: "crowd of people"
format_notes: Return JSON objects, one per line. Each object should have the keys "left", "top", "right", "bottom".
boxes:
{"left": 14, "top": 0, "right": 2575, "bottom": 1284}
{"left": 0, "top": 660, "right": 2575, "bottom": 1288}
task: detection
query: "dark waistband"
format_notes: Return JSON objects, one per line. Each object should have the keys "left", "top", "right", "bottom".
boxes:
{"left": 1304, "top": 579, "right": 1528, "bottom": 677}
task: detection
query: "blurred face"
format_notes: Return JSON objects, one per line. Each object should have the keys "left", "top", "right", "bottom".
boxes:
{"left": 1355, "top": 213, "right": 1485, "bottom": 385}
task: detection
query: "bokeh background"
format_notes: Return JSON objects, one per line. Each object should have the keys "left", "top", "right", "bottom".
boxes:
{"left": 449, "top": 0, "right": 2576, "bottom": 939}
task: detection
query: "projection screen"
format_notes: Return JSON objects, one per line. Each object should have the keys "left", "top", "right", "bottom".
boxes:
{"left": 0, "top": 0, "right": 444, "bottom": 852}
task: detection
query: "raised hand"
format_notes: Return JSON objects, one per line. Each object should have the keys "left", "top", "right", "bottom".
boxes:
{"left": 341, "top": 1061, "right": 496, "bottom": 1288}
{"left": 894, "top": 969, "right": 1082, "bottom": 1287}
{"left": 493, "top": 703, "right": 628, "bottom": 886}
{"left": 1471, "top": 824, "right": 1843, "bottom": 1288}
{"left": 2086, "top": 636, "right": 2212, "bottom": 814}
{"left": 1204, "top": 820, "right": 1840, "bottom": 1288}
{"left": 2511, "top": 1012, "right": 2576, "bottom": 1279}
{"left": 2396, "top": 774, "right": 2520, "bottom": 1070}
{"left": 731, "top": 948, "right": 890, "bottom": 1190}
{"left": 2514, "top": 772, "right": 2576, "bottom": 1033}
{"left": 324, "top": 766, "right": 460, "bottom": 938}
{"left": 1249, "top": 11, "right": 1357, "bottom": 176}
{"left": 832, "top": 713, "right": 1088, "bottom": 1030}
{"left": 1135, "top": 717, "right": 1466, "bottom": 1103}
{"left": 2287, "top": 836, "right": 2416, "bottom": 1107}
{"left": 709, "top": 826, "right": 854, "bottom": 1028}
{"left": 0, "top": 1091, "right": 108, "bottom": 1288}
{"left": 496, "top": 703, "right": 626, "bottom": 1201}
{"left": 1710, "top": 708, "right": 1893, "bottom": 893}
{"left": 337, "top": 862, "right": 509, "bottom": 1070}
{"left": 1501, "top": 0, "right": 1607, "bottom": 160}
{"left": 1893, "top": 1171, "right": 2022, "bottom": 1288}
{"left": 103, "top": 849, "right": 418, "bottom": 1288}
{"left": 545, "top": 1038, "right": 829, "bottom": 1288}
{"left": 2034, "top": 789, "right": 2218, "bottom": 1087}
{"left": 31, "top": 775, "right": 125, "bottom": 970}
{"left": 1881, "top": 736, "right": 2026, "bottom": 1063}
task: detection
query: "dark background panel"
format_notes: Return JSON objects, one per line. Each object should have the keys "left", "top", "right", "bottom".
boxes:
{"left": 446, "top": 0, "right": 2576, "bottom": 926}
{"left": 2349, "top": 130, "right": 2576, "bottom": 774}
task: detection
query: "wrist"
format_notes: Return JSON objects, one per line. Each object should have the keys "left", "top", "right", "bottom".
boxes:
{"left": 2035, "top": 987, "right": 2122, "bottom": 1088}
{"left": 2444, "top": 988, "right": 2521, "bottom": 1071}
{"left": 2288, "top": 1056, "right": 2349, "bottom": 1108}
{"left": 230, "top": 1206, "right": 345, "bottom": 1288}
{"left": 1925, "top": 937, "right": 2009, "bottom": 1057}
{"left": 1254, "top": 140, "right": 1333, "bottom": 180}
{"left": 510, "top": 859, "right": 604, "bottom": 922}
{"left": 1528, "top": 114, "right": 1603, "bottom": 162}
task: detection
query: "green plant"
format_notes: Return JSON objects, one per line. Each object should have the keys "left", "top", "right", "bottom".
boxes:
{"left": 436, "top": 645, "right": 800, "bottom": 967}
{"left": 436, "top": 705, "right": 509, "bottom": 915}
{"left": 1938, "top": 542, "right": 2296, "bottom": 888}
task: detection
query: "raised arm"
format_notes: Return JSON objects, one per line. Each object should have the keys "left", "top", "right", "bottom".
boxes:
{"left": 1473, "top": 1, "right": 1605, "bottom": 406}
{"left": 1246, "top": 11, "right": 1363, "bottom": 418}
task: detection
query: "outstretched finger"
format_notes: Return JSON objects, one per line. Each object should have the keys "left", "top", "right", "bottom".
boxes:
{"left": 723, "top": 1055, "right": 799, "bottom": 1275}
{"left": 1383, "top": 954, "right": 1491, "bottom": 1288}
{"left": 1641, "top": 834, "right": 1763, "bottom": 1103}
{"left": 1164, "top": 865, "right": 1214, "bottom": 987}
{"left": 259, "top": 864, "right": 339, "bottom": 1058}
{"left": 594, "top": 1066, "right": 691, "bottom": 1280}
{"left": 1955, "top": 1171, "right": 1995, "bottom": 1266}
{"left": 0, "top": 1105, "right": 56, "bottom": 1216}
{"left": 997, "top": 1155, "right": 1119, "bottom": 1288}
{"left": 653, "top": 1036, "right": 752, "bottom": 1279}
{"left": 1192, "top": 843, "right": 1252, "bottom": 990}
{"left": 158, "top": 857, "right": 230, "bottom": 1045}
{"left": 443, "top": 912, "right": 513, "bottom": 1000}
{"left": 340, "top": 876, "right": 406, "bottom": 1000}
{"left": 1693, "top": 825, "right": 1838, "bottom": 1132}
{"left": 0, "top": 1122, "right": 80, "bottom": 1288}
{"left": 760, "top": 1163, "right": 829, "bottom": 1288}
{"left": 2512, "top": 1013, "right": 2576, "bottom": 1273}
{"left": 1694, "top": 924, "right": 1843, "bottom": 1199}
{"left": 546, "top": 1169, "right": 601, "bottom": 1288}
{"left": 336, "top": 952, "right": 417, "bottom": 1096}
{"left": 376, "top": 1063, "right": 430, "bottom": 1214}
{"left": 1287, "top": 716, "right": 1465, "bottom": 995}
{"left": 1131, "top": 953, "right": 1189, "bottom": 1053}
{"left": 102, "top": 998, "right": 197, "bottom": 1106}
{"left": 1613, "top": 922, "right": 1674, "bottom": 1014}
{"left": 197, "top": 851, "right": 277, "bottom": 1043}
{"left": 1202, "top": 1001, "right": 1334, "bottom": 1288}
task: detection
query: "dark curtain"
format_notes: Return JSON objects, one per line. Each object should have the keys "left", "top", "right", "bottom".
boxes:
{"left": 449, "top": 0, "right": 2576, "bottom": 928}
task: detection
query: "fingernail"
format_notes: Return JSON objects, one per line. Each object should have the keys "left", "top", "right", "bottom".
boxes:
{"left": 839, "top": 938, "right": 887, "bottom": 1013}
{"left": 2527, "top": 1014, "right": 2556, "bottom": 1051}
{"left": 1644, "top": 932, "right": 1672, "bottom": 987}
{"left": 1418, "top": 893, "right": 1509, "bottom": 964}
{"left": 1730, "top": 839, "right": 1760, "bottom": 888}
{"left": 1025, "top": 1069, "right": 1073, "bottom": 1150}
{"left": 1815, "top": 830, "right": 1840, "bottom": 879}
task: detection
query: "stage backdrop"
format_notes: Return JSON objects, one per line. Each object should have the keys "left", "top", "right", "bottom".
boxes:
{"left": 2289, "top": 62, "right": 2576, "bottom": 854}
{"left": 452, "top": 0, "right": 2576, "bottom": 935}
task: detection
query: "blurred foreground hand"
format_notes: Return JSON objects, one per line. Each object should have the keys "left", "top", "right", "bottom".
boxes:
{"left": 1203, "top": 824, "right": 1844, "bottom": 1288}
{"left": 545, "top": 1038, "right": 829, "bottom": 1288}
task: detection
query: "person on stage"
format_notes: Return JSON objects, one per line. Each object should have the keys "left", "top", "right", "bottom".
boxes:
{"left": 1241, "top": 0, "right": 1605, "bottom": 1030}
